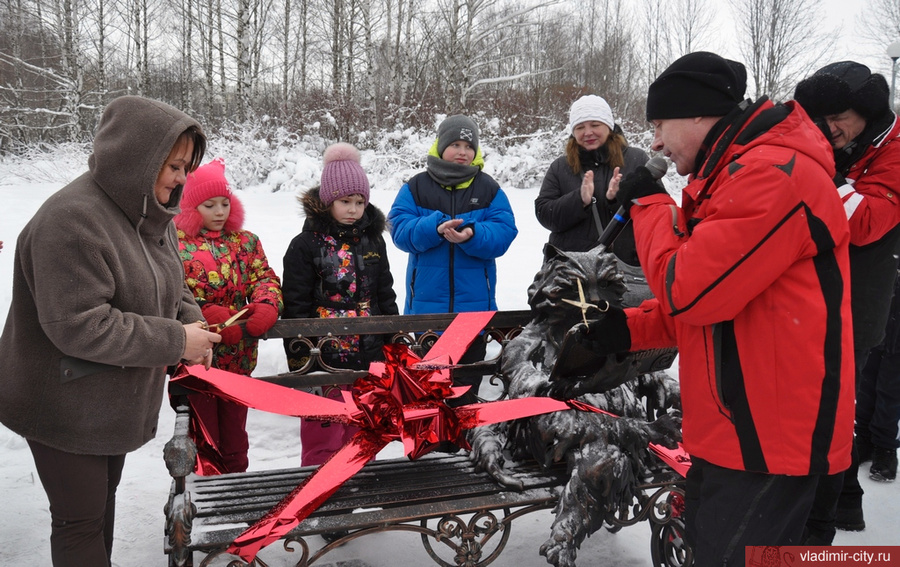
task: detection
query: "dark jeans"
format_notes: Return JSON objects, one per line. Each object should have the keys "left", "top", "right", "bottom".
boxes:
{"left": 684, "top": 457, "right": 817, "bottom": 567}
{"left": 856, "top": 343, "right": 900, "bottom": 449}
{"left": 805, "top": 347, "right": 869, "bottom": 543}
{"left": 28, "top": 440, "right": 126, "bottom": 567}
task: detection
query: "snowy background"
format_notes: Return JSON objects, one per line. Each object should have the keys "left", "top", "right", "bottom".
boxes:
{"left": 0, "top": 132, "right": 896, "bottom": 566}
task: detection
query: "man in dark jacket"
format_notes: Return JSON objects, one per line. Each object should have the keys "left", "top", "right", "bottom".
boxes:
{"left": 570, "top": 52, "right": 855, "bottom": 566}
{"left": 794, "top": 60, "right": 900, "bottom": 543}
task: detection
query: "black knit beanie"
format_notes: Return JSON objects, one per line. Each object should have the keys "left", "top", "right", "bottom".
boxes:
{"left": 437, "top": 115, "right": 480, "bottom": 156}
{"left": 646, "top": 52, "right": 748, "bottom": 121}
{"left": 793, "top": 61, "right": 890, "bottom": 122}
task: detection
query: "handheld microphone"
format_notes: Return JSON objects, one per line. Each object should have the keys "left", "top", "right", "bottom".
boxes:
{"left": 596, "top": 156, "right": 668, "bottom": 253}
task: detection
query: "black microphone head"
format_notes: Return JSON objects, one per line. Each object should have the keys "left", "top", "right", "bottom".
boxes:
{"left": 645, "top": 157, "right": 668, "bottom": 180}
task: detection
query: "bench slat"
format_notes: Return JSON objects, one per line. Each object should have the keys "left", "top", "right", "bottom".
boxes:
{"left": 176, "top": 453, "right": 565, "bottom": 550}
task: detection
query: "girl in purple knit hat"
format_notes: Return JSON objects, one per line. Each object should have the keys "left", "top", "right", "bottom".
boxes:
{"left": 282, "top": 142, "right": 399, "bottom": 469}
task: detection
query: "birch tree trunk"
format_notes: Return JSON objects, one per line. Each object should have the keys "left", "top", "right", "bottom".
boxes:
{"left": 181, "top": 0, "right": 193, "bottom": 113}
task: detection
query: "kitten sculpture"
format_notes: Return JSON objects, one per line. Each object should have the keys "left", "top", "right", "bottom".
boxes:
{"left": 468, "top": 245, "right": 682, "bottom": 567}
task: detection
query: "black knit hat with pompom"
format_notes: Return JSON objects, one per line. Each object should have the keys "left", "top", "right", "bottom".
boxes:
{"left": 794, "top": 61, "right": 890, "bottom": 122}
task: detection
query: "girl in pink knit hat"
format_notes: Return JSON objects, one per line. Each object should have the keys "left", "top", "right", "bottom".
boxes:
{"left": 282, "top": 143, "right": 399, "bottom": 472}
{"left": 174, "top": 157, "right": 284, "bottom": 475}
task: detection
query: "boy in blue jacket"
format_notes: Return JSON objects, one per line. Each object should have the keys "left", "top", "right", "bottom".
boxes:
{"left": 388, "top": 115, "right": 518, "bottom": 404}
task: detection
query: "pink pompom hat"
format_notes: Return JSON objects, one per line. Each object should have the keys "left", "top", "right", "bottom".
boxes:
{"left": 319, "top": 143, "right": 370, "bottom": 206}
{"left": 174, "top": 157, "right": 245, "bottom": 236}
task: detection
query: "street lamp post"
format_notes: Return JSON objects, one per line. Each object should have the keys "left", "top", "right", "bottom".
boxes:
{"left": 888, "top": 41, "right": 900, "bottom": 113}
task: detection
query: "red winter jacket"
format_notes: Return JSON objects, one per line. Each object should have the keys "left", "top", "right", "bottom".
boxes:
{"left": 626, "top": 99, "right": 854, "bottom": 476}
{"left": 838, "top": 115, "right": 900, "bottom": 350}
{"left": 840, "top": 115, "right": 900, "bottom": 246}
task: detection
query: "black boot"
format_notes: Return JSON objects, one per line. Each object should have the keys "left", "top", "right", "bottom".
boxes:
{"left": 869, "top": 446, "right": 897, "bottom": 482}
{"left": 834, "top": 504, "right": 865, "bottom": 532}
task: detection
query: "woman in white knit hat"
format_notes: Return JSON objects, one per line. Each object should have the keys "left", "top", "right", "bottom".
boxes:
{"left": 535, "top": 94, "right": 652, "bottom": 266}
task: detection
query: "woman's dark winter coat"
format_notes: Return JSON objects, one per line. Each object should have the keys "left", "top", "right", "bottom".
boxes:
{"left": 535, "top": 144, "right": 649, "bottom": 266}
{"left": 282, "top": 189, "right": 399, "bottom": 370}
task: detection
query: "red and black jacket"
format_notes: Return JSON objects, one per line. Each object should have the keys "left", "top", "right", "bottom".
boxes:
{"left": 626, "top": 99, "right": 855, "bottom": 476}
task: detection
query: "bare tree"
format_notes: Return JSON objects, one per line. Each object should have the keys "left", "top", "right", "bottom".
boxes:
{"left": 729, "top": 0, "right": 836, "bottom": 100}
{"left": 670, "top": 0, "right": 713, "bottom": 55}
{"left": 641, "top": 0, "right": 671, "bottom": 87}
{"left": 859, "top": 0, "right": 900, "bottom": 49}
{"left": 236, "top": 0, "right": 252, "bottom": 119}
{"left": 129, "top": 0, "right": 152, "bottom": 93}
{"left": 274, "top": 0, "right": 303, "bottom": 101}
{"left": 429, "top": 0, "right": 561, "bottom": 112}
{"left": 858, "top": 0, "right": 900, "bottom": 82}
{"left": 180, "top": 0, "right": 192, "bottom": 112}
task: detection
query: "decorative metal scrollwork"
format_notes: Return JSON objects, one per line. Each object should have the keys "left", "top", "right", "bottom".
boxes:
{"left": 605, "top": 482, "right": 685, "bottom": 529}
{"left": 164, "top": 491, "right": 196, "bottom": 567}
{"left": 604, "top": 482, "right": 691, "bottom": 567}
{"left": 284, "top": 322, "right": 525, "bottom": 384}
{"left": 191, "top": 503, "right": 559, "bottom": 567}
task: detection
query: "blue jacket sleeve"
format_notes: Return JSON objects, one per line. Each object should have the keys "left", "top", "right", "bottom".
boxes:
{"left": 388, "top": 183, "right": 448, "bottom": 254}
{"left": 459, "top": 188, "right": 518, "bottom": 260}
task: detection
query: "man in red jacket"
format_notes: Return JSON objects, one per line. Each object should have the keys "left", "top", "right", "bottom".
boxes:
{"left": 571, "top": 52, "right": 855, "bottom": 566}
{"left": 794, "top": 61, "right": 900, "bottom": 543}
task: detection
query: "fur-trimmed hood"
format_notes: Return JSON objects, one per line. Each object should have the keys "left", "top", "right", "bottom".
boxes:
{"left": 299, "top": 186, "right": 387, "bottom": 237}
{"left": 174, "top": 187, "right": 245, "bottom": 237}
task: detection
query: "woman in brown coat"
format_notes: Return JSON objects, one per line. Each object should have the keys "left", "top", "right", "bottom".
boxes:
{"left": 0, "top": 95, "right": 221, "bottom": 567}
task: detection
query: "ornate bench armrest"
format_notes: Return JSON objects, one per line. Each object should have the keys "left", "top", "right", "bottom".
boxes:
{"left": 163, "top": 390, "right": 197, "bottom": 492}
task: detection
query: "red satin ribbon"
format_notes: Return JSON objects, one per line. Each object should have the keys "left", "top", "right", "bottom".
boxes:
{"left": 171, "top": 311, "right": 581, "bottom": 562}
{"left": 172, "top": 311, "right": 691, "bottom": 561}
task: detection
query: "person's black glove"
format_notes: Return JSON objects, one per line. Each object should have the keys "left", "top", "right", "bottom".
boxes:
{"left": 616, "top": 166, "right": 667, "bottom": 212}
{"left": 572, "top": 305, "right": 631, "bottom": 355}
{"left": 833, "top": 172, "right": 848, "bottom": 188}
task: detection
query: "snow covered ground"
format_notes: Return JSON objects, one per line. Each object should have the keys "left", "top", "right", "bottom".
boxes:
{"left": 0, "top": 145, "right": 896, "bottom": 566}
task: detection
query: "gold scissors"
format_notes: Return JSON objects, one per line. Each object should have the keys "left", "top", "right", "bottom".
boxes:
{"left": 205, "top": 307, "right": 249, "bottom": 333}
{"left": 561, "top": 278, "right": 608, "bottom": 326}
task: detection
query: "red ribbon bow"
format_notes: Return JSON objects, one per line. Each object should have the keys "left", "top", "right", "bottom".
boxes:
{"left": 172, "top": 311, "right": 581, "bottom": 562}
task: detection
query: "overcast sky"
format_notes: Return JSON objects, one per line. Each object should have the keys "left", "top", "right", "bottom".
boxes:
{"left": 714, "top": 0, "right": 895, "bottom": 78}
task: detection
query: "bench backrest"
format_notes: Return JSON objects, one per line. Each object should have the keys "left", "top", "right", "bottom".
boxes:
{"left": 171, "top": 310, "right": 532, "bottom": 396}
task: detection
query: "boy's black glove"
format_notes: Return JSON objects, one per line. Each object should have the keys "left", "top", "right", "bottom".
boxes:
{"left": 616, "top": 166, "right": 667, "bottom": 212}
{"left": 571, "top": 305, "right": 631, "bottom": 355}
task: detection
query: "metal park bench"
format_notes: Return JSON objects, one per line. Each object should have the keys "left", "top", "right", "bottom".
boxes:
{"left": 163, "top": 312, "right": 690, "bottom": 567}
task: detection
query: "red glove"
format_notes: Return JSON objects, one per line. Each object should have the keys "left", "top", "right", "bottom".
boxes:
{"left": 244, "top": 302, "right": 279, "bottom": 337}
{"left": 201, "top": 304, "right": 233, "bottom": 325}
{"left": 201, "top": 303, "right": 243, "bottom": 345}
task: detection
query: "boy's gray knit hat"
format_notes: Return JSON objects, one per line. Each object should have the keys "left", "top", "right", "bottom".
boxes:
{"left": 437, "top": 115, "right": 479, "bottom": 155}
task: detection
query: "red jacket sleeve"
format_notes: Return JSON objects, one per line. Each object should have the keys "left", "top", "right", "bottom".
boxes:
{"left": 629, "top": 154, "right": 832, "bottom": 327}
{"left": 841, "top": 142, "right": 900, "bottom": 246}
{"left": 625, "top": 298, "right": 677, "bottom": 350}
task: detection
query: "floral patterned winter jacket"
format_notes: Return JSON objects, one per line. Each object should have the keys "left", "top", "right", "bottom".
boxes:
{"left": 177, "top": 227, "right": 283, "bottom": 374}
{"left": 282, "top": 188, "right": 399, "bottom": 371}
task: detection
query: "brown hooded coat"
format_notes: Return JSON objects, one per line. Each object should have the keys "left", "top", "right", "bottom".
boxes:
{"left": 0, "top": 96, "right": 204, "bottom": 455}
